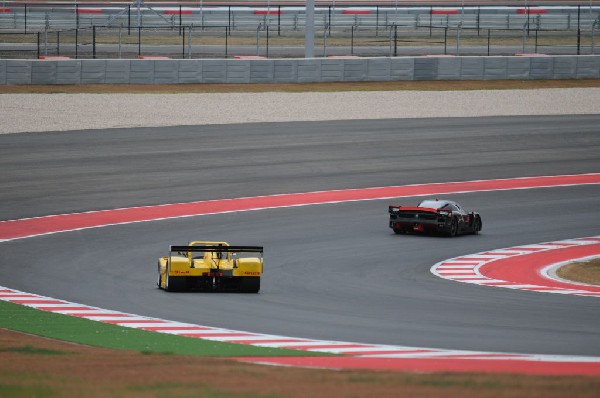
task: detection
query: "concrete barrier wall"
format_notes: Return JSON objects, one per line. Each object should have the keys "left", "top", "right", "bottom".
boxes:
{"left": 1, "top": 56, "right": 599, "bottom": 85}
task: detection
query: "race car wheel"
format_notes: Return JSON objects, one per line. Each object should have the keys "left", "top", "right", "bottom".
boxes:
{"left": 165, "top": 272, "right": 171, "bottom": 291}
{"left": 472, "top": 216, "right": 482, "bottom": 235}
{"left": 157, "top": 260, "right": 162, "bottom": 288}
{"left": 392, "top": 225, "right": 404, "bottom": 234}
{"left": 448, "top": 217, "right": 458, "bottom": 237}
{"left": 165, "top": 273, "right": 185, "bottom": 292}
{"left": 240, "top": 277, "right": 260, "bottom": 293}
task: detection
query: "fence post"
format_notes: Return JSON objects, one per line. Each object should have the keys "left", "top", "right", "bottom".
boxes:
{"left": 138, "top": 25, "right": 141, "bottom": 57}
{"left": 118, "top": 24, "right": 122, "bottom": 59}
{"left": 394, "top": 24, "right": 398, "bottom": 56}
{"left": 487, "top": 28, "right": 490, "bottom": 56}
{"left": 351, "top": 25, "right": 354, "bottom": 55}
{"left": 328, "top": 5, "right": 331, "bottom": 36}
{"left": 256, "top": 23, "right": 261, "bottom": 56}
{"left": 522, "top": 22, "right": 527, "bottom": 53}
{"left": 24, "top": 4, "right": 27, "bottom": 34}
{"left": 128, "top": 5, "right": 131, "bottom": 35}
{"left": 456, "top": 21, "right": 462, "bottom": 55}
{"left": 56, "top": 31, "right": 59, "bottom": 56}
{"left": 266, "top": 24, "right": 269, "bottom": 58}
{"left": 179, "top": 5, "right": 182, "bottom": 36}
{"left": 526, "top": 4, "right": 530, "bottom": 36}
{"left": 136, "top": 0, "right": 141, "bottom": 29}
{"left": 430, "top": 6, "right": 433, "bottom": 37}
{"left": 376, "top": 6, "right": 379, "bottom": 37}
{"left": 225, "top": 26, "right": 228, "bottom": 57}
{"left": 187, "top": 24, "right": 192, "bottom": 59}
{"left": 388, "top": 25, "right": 392, "bottom": 56}
{"left": 323, "top": 23, "right": 328, "bottom": 57}
{"left": 577, "top": 5, "right": 581, "bottom": 55}
{"left": 182, "top": 25, "right": 185, "bottom": 58}
{"left": 278, "top": 5, "right": 281, "bottom": 36}
{"left": 477, "top": 6, "right": 480, "bottom": 36}
{"left": 37, "top": 31, "right": 39, "bottom": 58}
{"left": 92, "top": 25, "right": 96, "bottom": 59}
{"left": 593, "top": 19, "right": 598, "bottom": 54}
{"left": 384, "top": 10, "right": 388, "bottom": 32}
{"left": 444, "top": 26, "right": 448, "bottom": 55}
{"left": 75, "top": 28, "right": 78, "bottom": 59}
{"left": 76, "top": 4, "right": 79, "bottom": 30}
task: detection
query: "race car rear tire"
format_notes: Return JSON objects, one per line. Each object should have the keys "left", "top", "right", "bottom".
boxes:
{"left": 392, "top": 225, "right": 404, "bottom": 234}
{"left": 240, "top": 277, "right": 260, "bottom": 293}
{"left": 472, "top": 216, "right": 482, "bottom": 235}
{"left": 448, "top": 217, "right": 458, "bottom": 237}
{"left": 165, "top": 274, "right": 186, "bottom": 292}
{"left": 157, "top": 260, "right": 163, "bottom": 289}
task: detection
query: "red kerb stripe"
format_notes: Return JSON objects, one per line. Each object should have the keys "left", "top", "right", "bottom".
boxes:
{"left": 343, "top": 10, "right": 371, "bottom": 14}
{"left": 431, "top": 9, "right": 458, "bottom": 14}
{"left": 76, "top": 9, "right": 102, "bottom": 14}
{"left": 164, "top": 10, "right": 193, "bottom": 15}
{"left": 2, "top": 174, "right": 599, "bottom": 241}
{"left": 517, "top": 8, "right": 547, "bottom": 14}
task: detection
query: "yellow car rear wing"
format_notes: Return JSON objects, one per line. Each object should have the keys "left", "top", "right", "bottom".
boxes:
{"left": 169, "top": 245, "right": 263, "bottom": 254}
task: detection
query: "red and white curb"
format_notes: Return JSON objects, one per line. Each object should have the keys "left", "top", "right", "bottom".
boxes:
{"left": 431, "top": 236, "right": 600, "bottom": 298}
{"left": 2, "top": 285, "right": 600, "bottom": 375}
{"left": 1, "top": 173, "right": 599, "bottom": 242}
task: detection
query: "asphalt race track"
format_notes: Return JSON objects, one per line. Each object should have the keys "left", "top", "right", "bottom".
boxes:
{"left": 1, "top": 114, "right": 599, "bottom": 358}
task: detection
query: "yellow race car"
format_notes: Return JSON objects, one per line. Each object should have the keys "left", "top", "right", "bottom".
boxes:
{"left": 157, "top": 241, "right": 263, "bottom": 293}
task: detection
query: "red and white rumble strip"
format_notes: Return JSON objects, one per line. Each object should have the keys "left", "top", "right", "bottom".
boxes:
{"left": 431, "top": 236, "right": 600, "bottom": 298}
{"left": 1, "top": 173, "right": 599, "bottom": 242}
{"left": 2, "top": 285, "right": 600, "bottom": 375}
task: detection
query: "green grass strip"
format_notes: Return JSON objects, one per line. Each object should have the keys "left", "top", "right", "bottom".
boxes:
{"left": 0, "top": 300, "right": 331, "bottom": 357}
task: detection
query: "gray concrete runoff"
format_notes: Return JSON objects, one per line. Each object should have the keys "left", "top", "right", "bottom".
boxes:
{"left": 1, "top": 87, "right": 600, "bottom": 135}
{"left": 1, "top": 55, "right": 599, "bottom": 85}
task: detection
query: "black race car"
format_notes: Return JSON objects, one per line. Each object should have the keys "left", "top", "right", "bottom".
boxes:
{"left": 388, "top": 199, "right": 482, "bottom": 237}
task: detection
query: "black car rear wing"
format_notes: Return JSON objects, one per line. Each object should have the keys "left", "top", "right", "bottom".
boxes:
{"left": 170, "top": 245, "right": 263, "bottom": 254}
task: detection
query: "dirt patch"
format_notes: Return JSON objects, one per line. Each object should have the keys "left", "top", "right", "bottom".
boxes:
{"left": 1, "top": 79, "right": 600, "bottom": 94}
{"left": 1, "top": 328, "right": 599, "bottom": 398}
{"left": 557, "top": 257, "right": 600, "bottom": 286}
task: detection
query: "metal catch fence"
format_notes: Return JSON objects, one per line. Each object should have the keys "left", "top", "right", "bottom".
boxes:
{"left": 1, "top": 3, "right": 598, "bottom": 59}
